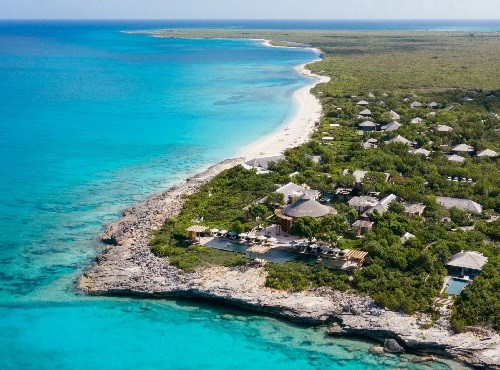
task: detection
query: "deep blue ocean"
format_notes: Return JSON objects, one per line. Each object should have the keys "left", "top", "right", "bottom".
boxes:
{"left": 0, "top": 20, "right": 485, "bottom": 369}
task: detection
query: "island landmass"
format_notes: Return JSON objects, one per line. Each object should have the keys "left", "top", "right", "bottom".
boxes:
{"left": 79, "top": 30, "right": 500, "bottom": 369}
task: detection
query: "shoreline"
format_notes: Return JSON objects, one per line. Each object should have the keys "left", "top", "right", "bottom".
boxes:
{"left": 78, "top": 39, "right": 499, "bottom": 369}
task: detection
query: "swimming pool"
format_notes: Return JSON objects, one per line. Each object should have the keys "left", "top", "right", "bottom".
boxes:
{"left": 445, "top": 277, "right": 469, "bottom": 295}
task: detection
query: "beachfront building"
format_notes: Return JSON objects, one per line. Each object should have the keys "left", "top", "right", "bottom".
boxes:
{"left": 352, "top": 220, "right": 374, "bottom": 236}
{"left": 243, "top": 155, "right": 285, "bottom": 174}
{"left": 274, "top": 194, "right": 337, "bottom": 233}
{"left": 436, "top": 196, "right": 483, "bottom": 214}
{"left": 446, "top": 251, "right": 488, "bottom": 279}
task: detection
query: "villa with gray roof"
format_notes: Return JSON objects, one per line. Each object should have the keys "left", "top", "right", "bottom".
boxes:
{"left": 275, "top": 182, "right": 320, "bottom": 203}
{"left": 410, "top": 101, "right": 423, "bottom": 108}
{"left": 381, "top": 121, "right": 401, "bottom": 132}
{"left": 357, "top": 100, "right": 369, "bottom": 106}
{"left": 446, "top": 251, "right": 488, "bottom": 279}
{"left": 451, "top": 144, "right": 474, "bottom": 153}
{"left": 359, "top": 108, "right": 372, "bottom": 117}
{"left": 411, "top": 117, "right": 424, "bottom": 124}
{"left": 436, "top": 124, "right": 453, "bottom": 132}
{"left": 244, "top": 155, "right": 285, "bottom": 173}
{"left": 436, "top": 196, "right": 482, "bottom": 214}
{"left": 385, "top": 135, "right": 412, "bottom": 146}
{"left": 477, "top": 149, "right": 498, "bottom": 158}
{"left": 447, "top": 154, "right": 466, "bottom": 163}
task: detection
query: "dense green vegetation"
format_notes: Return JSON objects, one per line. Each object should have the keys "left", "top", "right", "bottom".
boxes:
{"left": 149, "top": 30, "right": 500, "bottom": 332}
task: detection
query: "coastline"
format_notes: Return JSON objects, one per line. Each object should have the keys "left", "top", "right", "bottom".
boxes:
{"left": 78, "top": 41, "right": 500, "bottom": 369}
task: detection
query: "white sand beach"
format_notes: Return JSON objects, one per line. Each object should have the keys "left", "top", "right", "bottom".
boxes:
{"left": 238, "top": 42, "right": 330, "bottom": 160}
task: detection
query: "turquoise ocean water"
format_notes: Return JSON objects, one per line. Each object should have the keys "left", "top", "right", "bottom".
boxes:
{"left": 0, "top": 21, "right": 480, "bottom": 369}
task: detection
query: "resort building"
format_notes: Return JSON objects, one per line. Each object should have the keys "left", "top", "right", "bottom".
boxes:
{"left": 411, "top": 117, "right": 424, "bottom": 124}
{"left": 357, "top": 100, "right": 369, "bottom": 106}
{"left": 352, "top": 220, "right": 374, "bottom": 236}
{"left": 348, "top": 196, "right": 379, "bottom": 213}
{"left": 451, "top": 144, "right": 474, "bottom": 153}
{"left": 389, "top": 110, "right": 401, "bottom": 120}
{"left": 363, "top": 138, "right": 378, "bottom": 149}
{"left": 410, "top": 148, "right": 431, "bottom": 157}
{"left": 343, "top": 169, "right": 391, "bottom": 188}
{"left": 275, "top": 182, "right": 320, "bottom": 203}
{"left": 436, "top": 196, "right": 483, "bottom": 214}
{"left": 360, "top": 194, "right": 398, "bottom": 218}
{"left": 403, "top": 202, "right": 426, "bottom": 217}
{"left": 358, "top": 120, "right": 377, "bottom": 132}
{"left": 446, "top": 251, "right": 488, "bottom": 279}
{"left": 477, "top": 149, "right": 498, "bottom": 158}
{"left": 385, "top": 135, "right": 412, "bottom": 146}
{"left": 244, "top": 155, "right": 285, "bottom": 173}
{"left": 381, "top": 121, "right": 401, "bottom": 132}
{"left": 447, "top": 154, "right": 466, "bottom": 163}
{"left": 410, "top": 101, "right": 423, "bottom": 108}
{"left": 428, "top": 101, "right": 439, "bottom": 109}
{"left": 359, "top": 109, "right": 372, "bottom": 117}
{"left": 274, "top": 194, "right": 336, "bottom": 233}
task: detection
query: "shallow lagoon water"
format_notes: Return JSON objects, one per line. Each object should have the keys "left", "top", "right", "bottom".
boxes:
{"left": 0, "top": 21, "right": 473, "bottom": 369}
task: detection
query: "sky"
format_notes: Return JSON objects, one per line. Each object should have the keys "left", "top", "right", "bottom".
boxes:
{"left": 1, "top": 0, "right": 499, "bottom": 20}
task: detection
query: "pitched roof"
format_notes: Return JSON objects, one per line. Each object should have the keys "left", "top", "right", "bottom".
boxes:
{"left": 477, "top": 149, "right": 498, "bottom": 158}
{"left": 411, "top": 148, "right": 431, "bottom": 157}
{"left": 446, "top": 251, "right": 488, "bottom": 270}
{"left": 348, "top": 196, "right": 379, "bottom": 208}
{"left": 275, "top": 182, "right": 320, "bottom": 201}
{"left": 282, "top": 194, "right": 335, "bottom": 218}
{"left": 359, "top": 109, "right": 372, "bottom": 115}
{"left": 403, "top": 202, "right": 426, "bottom": 214}
{"left": 447, "top": 154, "right": 466, "bottom": 163}
{"left": 358, "top": 120, "right": 377, "bottom": 127}
{"left": 357, "top": 100, "right": 369, "bottom": 106}
{"left": 381, "top": 121, "right": 401, "bottom": 132}
{"left": 428, "top": 102, "right": 438, "bottom": 108}
{"left": 436, "top": 196, "right": 483, "bottom": 214}
{"left": 386, "top": 135, "right": 412, "bottom": 145}
{"left": 411, "top": 101, "right": 423, "bottom": 107}
{"left": 389, "top": 110, "right": 401, "bottom": 120}
{"left": 411, "top": 117, "right": 424, "bottom": 124}
{"left": 436, "top": 124, "right": 453, "bottom": 132}
{"left": 452, "top": 144, "right": 474, "bottom": 152}
{"left": 245, "top": 155, "right": 285, "bottom": 171}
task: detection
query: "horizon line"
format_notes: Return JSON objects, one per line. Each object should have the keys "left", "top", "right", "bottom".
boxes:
{"left": 1, "top": 18, "right": 500, "bottom": 21}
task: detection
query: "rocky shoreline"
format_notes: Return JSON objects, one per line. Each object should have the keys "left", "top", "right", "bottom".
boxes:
{"left": 78, "top": 157, "right": 499, "bottom": 370}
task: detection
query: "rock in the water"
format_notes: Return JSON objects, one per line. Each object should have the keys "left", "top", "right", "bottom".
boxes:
{"left": 384, "top": 338, "right": 405, "bottom": 353}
